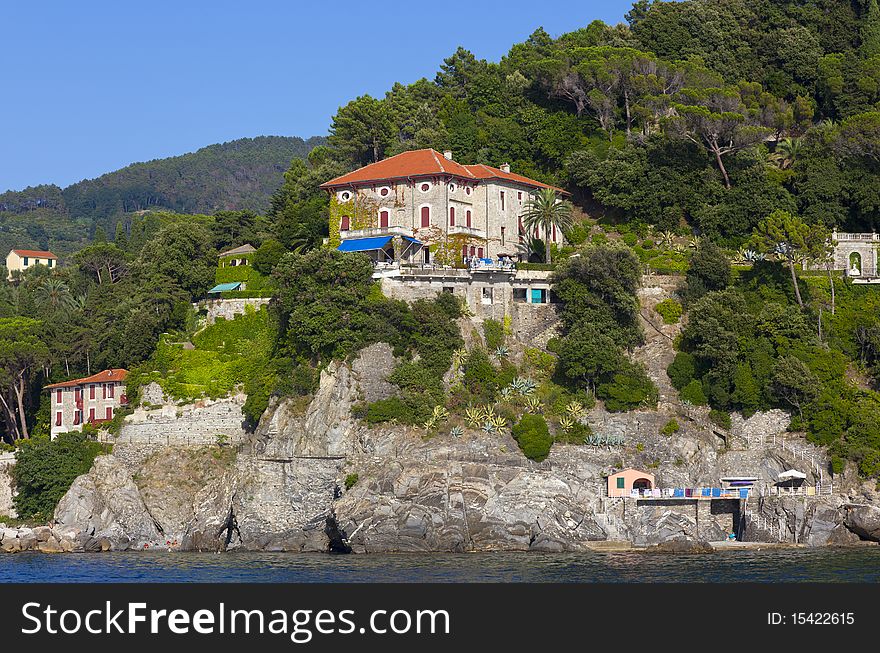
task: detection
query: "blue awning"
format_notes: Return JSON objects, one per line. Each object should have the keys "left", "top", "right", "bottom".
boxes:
{"left": 208, "top": 282, "right": 243, "bottom": 293}
{"left": 403, "top": 237, "right": 423, "bottom": 246}
{"left": 337, "top": 236, "right": 394, "bottom": 252}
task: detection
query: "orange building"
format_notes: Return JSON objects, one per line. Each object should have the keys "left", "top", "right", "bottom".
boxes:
{"left": 607, "top": 468, "right": 655, "bottom": 497}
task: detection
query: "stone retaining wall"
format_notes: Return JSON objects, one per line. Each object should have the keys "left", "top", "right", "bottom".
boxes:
{"left": 0, "top": 455, "right": 15, "bottom": 518}
{"left": 199, "top": 298, "right": 270, "bottom": 326}
{"left": 110, "top": 395, "right": 247, "bottom": 447}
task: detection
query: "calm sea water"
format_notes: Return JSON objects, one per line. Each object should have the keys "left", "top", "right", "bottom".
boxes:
{"left": 2, "top": 548, "right": 879, "bottom": 583}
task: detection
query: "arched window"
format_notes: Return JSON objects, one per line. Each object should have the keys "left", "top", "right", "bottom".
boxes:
{"left": 340, "top": 215, "right": 350, "bottom": 231}
{"left": 466, "top": 210, "right": 472, "bottom": 227}
{"left": 379, "top": 210, "right": 389, "bottom": 228}
{"left": 449, "top": 206, "right": 455, "bottom": 226}
{"left": 420, "top": 206, "right": 430, "bottom": 227}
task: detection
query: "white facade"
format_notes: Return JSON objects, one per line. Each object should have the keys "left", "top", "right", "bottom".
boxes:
{"left": 47, "top": 369, "right": 128, "bottom": 439}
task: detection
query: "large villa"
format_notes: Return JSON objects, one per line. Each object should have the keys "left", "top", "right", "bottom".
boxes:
{"left": 320, "top": 149, "right": 567, "bottom": 265}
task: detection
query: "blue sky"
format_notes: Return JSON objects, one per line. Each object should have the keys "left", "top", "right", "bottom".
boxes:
{"left": 1, "top": 1, "right": 635, "bottom": 192}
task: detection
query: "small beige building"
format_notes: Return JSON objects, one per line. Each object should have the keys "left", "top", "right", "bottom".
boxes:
{"left": 6, "top": 249, "right": 58, "bottom": 279}
{"left": 607, "top": 468, "right": 655, "bottom": 497}
{"left": 45, "top": 369, "right": 128, "bottom": 439}
{"left": 218, "top": 244, "right": 256, "bottom": 267}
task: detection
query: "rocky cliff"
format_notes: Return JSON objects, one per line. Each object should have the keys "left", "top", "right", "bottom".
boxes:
{"left": 0, "top": 339, "right": 863, "bottom": 554}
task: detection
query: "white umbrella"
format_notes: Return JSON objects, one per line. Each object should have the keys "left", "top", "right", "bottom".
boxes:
{"left": 777, "top": 469, "right": 807, "bottom": 480}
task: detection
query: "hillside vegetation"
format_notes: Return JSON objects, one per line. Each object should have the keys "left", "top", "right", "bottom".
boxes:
{"left": 0, "top": 135, "right": 325, "bottom": 256}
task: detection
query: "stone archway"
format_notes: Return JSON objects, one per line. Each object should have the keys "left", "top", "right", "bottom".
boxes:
{"left": 633, "top": 477, "right": 653, "bottom": 491}
{"left": 849, "top": 251, "right": 862, "bottom": 275}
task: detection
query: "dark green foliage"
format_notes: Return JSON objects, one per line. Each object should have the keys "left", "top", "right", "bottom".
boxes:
{"left": 680, "top": 379, "right": 708, "bottom": 406}
{"left": 12, "top": 433, "right": 109, "bottom": 520}
{"left": 483, "top": 319, "right": 504, "bottom": 349}
{"left": 597, "top": 361, "right": 658, "bottom": 412}
{"left": 667, "top": 351, "right": 696, "bottom": 390}
{"left": 344, "top": 473, "right": 359, "bottom": 491}
{"left": 708, "top": 409, "right": 732, "bottom": 431}
{"left": 462, "top": 349, "right": 499, "bottom": 404}
{"left": 365, "top": 397, "right": 412, "bottom": 425}
{"left": 252, "top": 239, "right": 288, "bottom": 276}
{"left": 683, "top": 242, "right": 731, "bottom": 303}
{"left": 511, "top": 413, "right": 553, "bottom": 462}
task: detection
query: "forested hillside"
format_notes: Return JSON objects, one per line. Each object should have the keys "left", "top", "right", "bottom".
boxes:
{"left": 0, "top": 135, "right": 325, "bottom": 256}
{"left": 276, "top": 0, "right": 879, "bottom": 245}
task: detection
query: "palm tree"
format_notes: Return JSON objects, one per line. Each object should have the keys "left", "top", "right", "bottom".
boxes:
{"left": 34, "top": 278, "right": 77, "bottom": 313}
{"left": 768, "top": 137, "right": 801, "bottom": 170}
{"left": 520, "top": 188, "right": 574, "bottom": 265}
{"left": 516, "top": 234, "right": 546, "bottom": 263}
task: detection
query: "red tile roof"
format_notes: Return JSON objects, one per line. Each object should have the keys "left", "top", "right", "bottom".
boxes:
{"left": 11, "top": 249, "right": 58, "bottom": 259}
{"left": 319, "top": 149, "right": 566, "bottom": 193}
{"left": 45, "top": 368, "right": 128, "bottom": 390}
{"left": 464, "top": 163, "right": 567, "bottom": 193}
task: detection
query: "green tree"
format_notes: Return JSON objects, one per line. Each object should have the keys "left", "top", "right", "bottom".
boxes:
{"left": 329, "top": 95, "right": 394, "bottom": 165}
{"left": 12, "top": 432, "right": 107, "bottom": 519}
{"left": 684, "top": 241, "right": 731, "bottom": 303}
{"left": 862, "top": 0, "right": 880, "bottom": 58}
{"left": 0, "top": 317, "right": 50, "bottom": 441}
{"left": 771, "top": 356, "right": 820, "bottom": 417}
{"left": 135, "top": 222, "right": 216, "bottom": 297}
{"left": 511, "top": 413, "right": 553, "bottom": 461}
{"left": 252, "top": 239, "right": 288, "bottom": 276}
{"left": 74, "top": 243, "right": 128, "bottom": 285}
{"left": 750, "top": 209, "right": 830, "bottom": 308}
{"left": 520, "top": 189, "right": 574, "bottom": 265}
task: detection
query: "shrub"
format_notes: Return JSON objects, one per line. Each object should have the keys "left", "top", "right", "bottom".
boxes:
{"left": 680, "top": 379, "right": 708, "bottom": 405}
{"left": 365, "top": 397, "right": 412, "bottom": 424}
{"left": 462, "top": 349, "right": 498, "bottom": 403}
{"left": 344, "top": 473, "right": 359, "bottom": 490}
{"left": 654, "top": 299, "right": 683, "bottom": 324}
{"left": 12, "top": 433, "right": 109, "bottom": 520}
{"left": 622, "top": 232, "right": 638, "bottom": 247}
{"left": 831, "top": 456, "right": 845, "bottom": 475}
{"left": 709, "top": 409, "right": 732, "bottom": 430}
{"left": 597, "top": 363, "right": 658, "bottom": 412}
{"left": 483, "top": 319, "right": 504, "bottom": 350}
{"left": 667, "top": 352, "right": 696, "bottom": 390}
{"left": 661, "top": 419, "right": 680, "bottom": 436}
{"left": 511, "top": 414, "right": 553, "bottom": 462}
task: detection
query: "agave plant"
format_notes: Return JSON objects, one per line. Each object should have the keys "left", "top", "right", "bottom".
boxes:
{"left": 525, "top": 396, "right": 543, "bottom": 413}
{"left": 494, "top": 345, "right": 510, "bottom": 360}
{"left": 558, "top": 415, "right": 575, "bottom": 432}
{"left": 432, "top": 405, "right": 449, "bottom": 422}
{"left": 688, "top": 235, "right": 702, "bottom": 250}
{"left": 672, "top": 243, "right": 687, "bottom": 255}
{"left": 465, "top": 406, "right": 483, "bottom": 429}
{"left": 743, "top": 249, "right": 765, "bottom": 263}
{"left": 452, "top": 348, "right": 468, "bottom": 371}
{"left": 481, "top": 422, "right": 498, "bottom": 435}
{"left": 509, "top": 377, "right": 537, "bottom": 396}
{"left": 499, "top": 386, "right": 513, "bottom": 402}
{"left": 659, "top": 230, "right": 676, "bottom": 248}
{"left": 481, "top": 405, "right": 497, "bottom": 421}
{"left": 565, "top": 401, "right": 586, "bottom": 420}
{"left": 487, "top": 414, "right": 508, "bottom": 431}
{"left": 449, "top": 426, "right": 464, "bottom": 439}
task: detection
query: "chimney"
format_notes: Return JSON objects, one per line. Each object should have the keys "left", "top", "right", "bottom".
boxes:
{"left": 443, "top": 150, "right": 453, "bottom": 160}
{"left": 500, "top": 163, "right": 511, "bottom": 173}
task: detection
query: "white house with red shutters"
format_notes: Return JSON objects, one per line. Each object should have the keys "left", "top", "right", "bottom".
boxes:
{"left": 45, "top": 369, "right": 129, "bottom": 439}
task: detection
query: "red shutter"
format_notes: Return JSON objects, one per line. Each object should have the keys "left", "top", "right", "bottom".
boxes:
{"left": 500, "top": 192, "right": 505, "bottom": 211}
{"left": 108, "top": 384, "right": 115, "bottom": 398}
{"left": 518, "top": 191, "right": 522, "bottom": 201}
{"left": 90, "top": 385, "right": 95, "bottom": 400}
{"left": 449, "top": 207, "right": 455, "bottom": 226}
{"left": 74, "top": 411, "right": 81, "bottom": 426}
{"left": 106, "top": 407, "right": 113, "bottom": 420}
{"left": 478, "top": 247, "right": 484, "bottom": 258}
{"left": 462, "top": 244, "right": 468, "bottom": 259}
{"left": 469, "top": 246, "right": 475, "bottom": 257}
{"left": 466, "top": 210, "right": 472, "bottom": 227}
{"left": 420, "top": 206, "right": 430, "bottom": 227}
{"left": 56, "top": 389, "right": 62, "bottom": 403}
{"left": 55, "top": 411, "right": 62, "bottom": 426}
{"left": 380, "top": 210, "right": 389, "bottom": 228}
{"left": 340, "top": 215, "right": 350, "bottom": 231}
{"left": 89, "top": 408, "right": 95, "bottom": 422}
{"left": 102, "top": 384, "right": 107, "bottom": 399}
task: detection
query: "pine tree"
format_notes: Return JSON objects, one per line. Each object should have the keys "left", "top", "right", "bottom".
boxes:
{"left": 863, "top": 0, "right": 880, "bottom": 58}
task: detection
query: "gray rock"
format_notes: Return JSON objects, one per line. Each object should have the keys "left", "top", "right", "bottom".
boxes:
{"left": 844, "top": 504, "right": 880, "bottom": 542}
